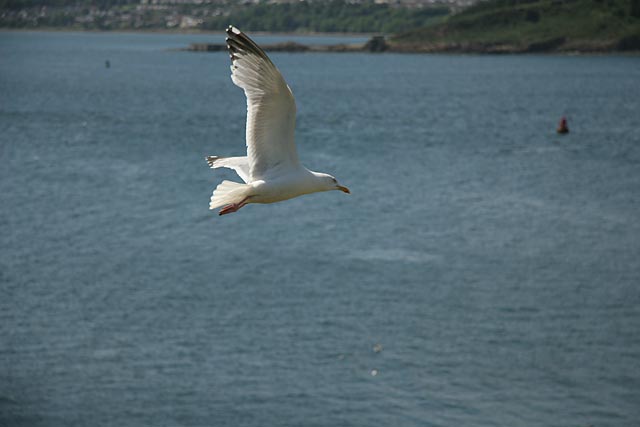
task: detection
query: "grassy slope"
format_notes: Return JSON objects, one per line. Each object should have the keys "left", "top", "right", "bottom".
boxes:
{"left": 392, "top": 0, "right": 640, "bottom": 52}
{"left": 202, "top": 2, "right": 449, "bottom": 34}
{"left": 0, "top": 1, "right": 449, "bottom": 34}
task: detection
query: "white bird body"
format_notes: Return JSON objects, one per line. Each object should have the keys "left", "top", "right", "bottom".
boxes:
{"left": 250, "top": 168, "right": 338, "bottom": 204}
{"left": 206, "top": 26, "right": 349, "bottom": 216}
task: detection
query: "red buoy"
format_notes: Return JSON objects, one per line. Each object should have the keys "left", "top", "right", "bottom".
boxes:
{"left": 557, "top": 116, "right": 569, "bottom": 134}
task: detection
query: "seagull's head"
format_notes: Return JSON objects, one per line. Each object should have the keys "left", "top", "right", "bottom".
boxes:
{"left": 314, "top": 172, "right": 350, "bottom": 194}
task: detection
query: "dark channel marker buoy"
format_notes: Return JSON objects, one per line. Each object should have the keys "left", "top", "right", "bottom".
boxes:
{"left": 105, "top": 60, "right": 110, "bottom": 69}
{"left": 557, "top": 116, "right": 569, "bottom": 134}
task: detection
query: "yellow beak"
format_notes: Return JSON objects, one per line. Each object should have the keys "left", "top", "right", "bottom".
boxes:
{"left": 337, "top": 185, "right": 350, "bottom": 194}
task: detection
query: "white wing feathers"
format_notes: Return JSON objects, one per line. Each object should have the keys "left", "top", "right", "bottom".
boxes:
{"left": 226, "top": 26, "right": 299, "bottom": 180}
{"left": 205, "top": 155, "right": 251, "bottom": 183}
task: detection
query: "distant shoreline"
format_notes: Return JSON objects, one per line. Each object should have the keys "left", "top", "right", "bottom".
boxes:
{"left": 3, "top": 28, "right": 638, "bottom": 55}
{"left": 185, "top": 39, "right": 640, "bottom": 56}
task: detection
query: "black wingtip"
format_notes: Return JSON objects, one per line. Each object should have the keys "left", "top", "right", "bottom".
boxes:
{"left": 205, "top": 156, "right": 220, "bottom": 168}
{"left": 226, "top": 25, "right": 241, "bottom": 37}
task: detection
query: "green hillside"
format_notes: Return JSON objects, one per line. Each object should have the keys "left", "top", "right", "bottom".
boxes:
{"left": 0, "top": 0, "right": 449, "bottom": 34}
{"left": 201, "top": 1, "right": 449, "bottom": 34}
{"left": 392, "top": 0, "right": 640, "bottom": 52}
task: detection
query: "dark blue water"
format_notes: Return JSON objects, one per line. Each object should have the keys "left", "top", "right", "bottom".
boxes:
{"left": 1, "top": 31, "right": 640, "bottom": 427}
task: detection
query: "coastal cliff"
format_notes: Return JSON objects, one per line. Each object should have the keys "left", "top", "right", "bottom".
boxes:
{"left": 392, "top": 0, "right": 640, "bottom": 53}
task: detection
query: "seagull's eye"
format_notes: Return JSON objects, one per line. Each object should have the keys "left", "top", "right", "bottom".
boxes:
{"left": 332, "top": 178, "right": 337, "bottom": 183}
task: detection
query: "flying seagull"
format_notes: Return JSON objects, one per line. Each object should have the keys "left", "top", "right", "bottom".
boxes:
{"left": 206, "top": 26, "right": 350, "bottom": 216}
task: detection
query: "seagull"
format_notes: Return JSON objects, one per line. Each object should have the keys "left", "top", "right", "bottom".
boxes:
{"left": 206, "top": 26, "right": 350, "bottom": 216}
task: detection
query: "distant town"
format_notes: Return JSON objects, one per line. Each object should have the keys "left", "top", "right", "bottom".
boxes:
{"left": 0, "top": 0, "right": 472, "bottom": 33}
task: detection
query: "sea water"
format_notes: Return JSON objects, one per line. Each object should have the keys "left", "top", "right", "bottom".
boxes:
{"left": 1, "top": 31, "right": 639, "bottom": 426}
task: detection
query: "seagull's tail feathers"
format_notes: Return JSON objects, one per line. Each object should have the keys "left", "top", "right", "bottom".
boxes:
{"left": 209, "top": 180, "right": 252, "bottom": 210}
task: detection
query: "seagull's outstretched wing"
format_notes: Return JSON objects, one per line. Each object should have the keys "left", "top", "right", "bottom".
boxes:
{"left": 226, "top": 26, "right": 299, "bottom": 180}
{"left": 206, "top": 156, "right": 251, "bottom": 183}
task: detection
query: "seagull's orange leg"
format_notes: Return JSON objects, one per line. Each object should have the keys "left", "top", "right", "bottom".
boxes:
{"left": 219, "top": 197, "right": 250, "bottom": 216}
